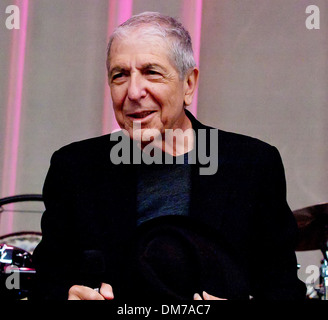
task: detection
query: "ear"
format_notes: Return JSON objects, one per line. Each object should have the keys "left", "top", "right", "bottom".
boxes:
{"left": 183, "top": 68, "right": 199, "bottom": 106}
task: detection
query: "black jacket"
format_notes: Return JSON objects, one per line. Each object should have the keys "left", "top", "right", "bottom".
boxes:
{"left": 32, "top": 110, "right": 306, "bottom": 300}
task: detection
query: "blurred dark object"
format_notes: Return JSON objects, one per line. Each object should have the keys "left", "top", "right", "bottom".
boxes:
{"left": 294, "top": 203, "right": 328, "bottom": 300}
{"left": 0, "top": 244, "right": 36, "bottom": 299}
{"left": 0, "top": 194, "right": 43, "bottom": 208}
{"left": 293, "top": 203, "right": 328, "bottom": 252}
{"left": 0, "top": 194, "right": 43, "bottom": 299}
{"left": 79, "top": 250, "right": 106, "bottom": 290}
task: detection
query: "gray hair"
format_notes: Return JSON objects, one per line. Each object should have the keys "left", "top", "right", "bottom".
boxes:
{"left": 107, "top": 12, "right": 196, "bottom": 79}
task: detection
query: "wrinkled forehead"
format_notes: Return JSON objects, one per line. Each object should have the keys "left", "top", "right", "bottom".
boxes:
{"left": 108, "top": 26, "right": 174, "bottom": 65}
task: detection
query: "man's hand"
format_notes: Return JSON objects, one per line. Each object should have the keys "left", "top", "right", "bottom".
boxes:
{"left": 193, "top": 291, "right": 226, "bottom": 300}
{"left": 68, "top": 283, "right": 114, "bottom": 300}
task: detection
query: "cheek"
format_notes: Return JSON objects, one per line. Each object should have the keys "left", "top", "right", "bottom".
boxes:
{"left": 110, "top": 90, "right": 126, "bottom": 127}
{"left": 159, "top": 92, "right": 184, "bottom": 119}
{"left": 110, "top": 87, "right": 126, "bottom": 110}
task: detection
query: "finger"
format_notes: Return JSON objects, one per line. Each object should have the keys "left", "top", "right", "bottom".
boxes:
{"left": 203, "top": 291, "right": 227, "bottom": 300}
{"left": 100, "top": 283, "right": 114, "bottom": 300}
{"left": 68, "top": 285, "right": 105, "bottom": 300}
{"left": 193, "top": 293, "right": 203, "bottom": 300}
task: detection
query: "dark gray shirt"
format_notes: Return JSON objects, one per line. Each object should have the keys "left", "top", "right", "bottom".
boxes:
{"left": 136, "top": 152, "right": 191, "bottom": 226}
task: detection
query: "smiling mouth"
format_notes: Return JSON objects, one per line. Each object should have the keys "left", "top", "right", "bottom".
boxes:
{"left": 127, "top": 111, "right": 156, "bottom": 119}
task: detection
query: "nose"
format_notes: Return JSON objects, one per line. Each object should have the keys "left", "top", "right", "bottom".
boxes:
{"left": 127, "top": 73, "right": 147, "bottom": 102}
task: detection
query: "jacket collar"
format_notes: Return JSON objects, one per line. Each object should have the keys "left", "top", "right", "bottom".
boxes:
{"left": 184, "top": 108, "right": 208, "bottom": 131}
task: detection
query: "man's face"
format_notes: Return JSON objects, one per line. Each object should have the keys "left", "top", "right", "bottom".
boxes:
{"left": 108, "top": 32, "right": 194, "bottom": 142}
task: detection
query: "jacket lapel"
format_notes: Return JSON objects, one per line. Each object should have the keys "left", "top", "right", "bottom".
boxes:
{"left": 185, "top": 109, "right": 233, "bottom": 233}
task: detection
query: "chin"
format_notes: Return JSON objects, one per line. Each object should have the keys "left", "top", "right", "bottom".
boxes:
{"left": 140, "top": 128, "right": 162, "bottom": 141}
{"left": 127, "top": 127, "right": 161, "bottom": 143}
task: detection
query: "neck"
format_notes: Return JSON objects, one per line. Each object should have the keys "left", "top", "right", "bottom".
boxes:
{"left": 139, "top": 117, "right": 194, "bottom": 157}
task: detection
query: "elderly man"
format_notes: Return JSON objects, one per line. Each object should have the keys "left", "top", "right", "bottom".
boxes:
{"left": 32, "top": 12, "right": 306, "bottom": 301}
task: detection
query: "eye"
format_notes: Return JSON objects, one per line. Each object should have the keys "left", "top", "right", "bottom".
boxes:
{"left": 112, "top": 73, "right": 123, "bottom": 80}
{"left": 145, "top": 69, "right": 162, "bottom": 78}
{"left": 147, "top": 70, "right": 159, "bottom": 75}
{"left": 111, "top": 72, "right": 128, "bottom": 84}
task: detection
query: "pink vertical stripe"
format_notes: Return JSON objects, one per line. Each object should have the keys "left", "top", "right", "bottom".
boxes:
{"left": 181, "top": 0, "right": 203, "bottom": 117}
{"left": 102, "top": 0, "right": 133, "bottom": 135}
{"left": 102, "top": 0, "right": 117, "bottom": 135}
{"left": 117, "top": 0, "right": 133, "bottom": 25}
{"left": 1, "top": 0, "right": 29, "bottom": 234}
